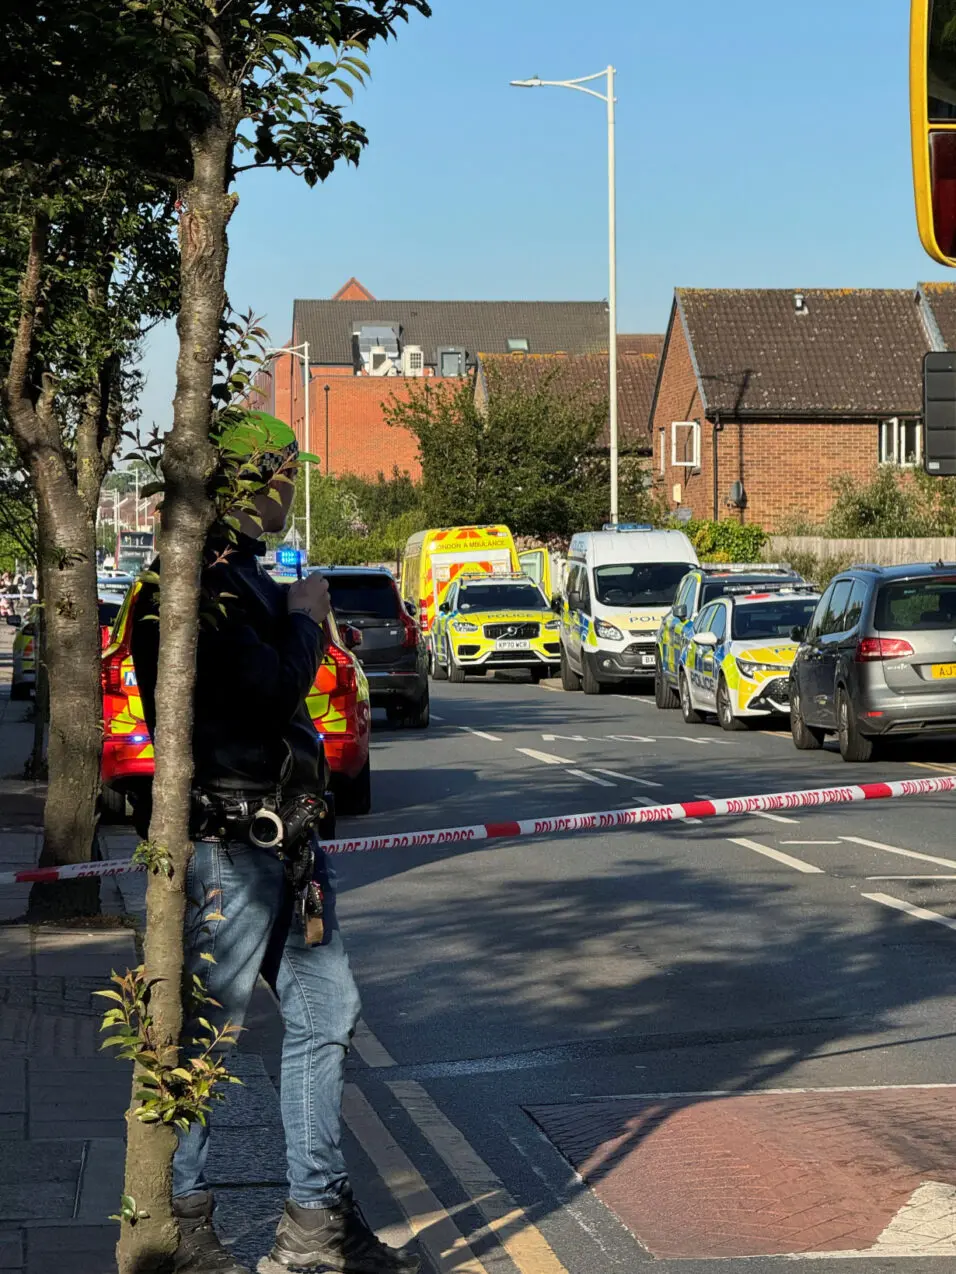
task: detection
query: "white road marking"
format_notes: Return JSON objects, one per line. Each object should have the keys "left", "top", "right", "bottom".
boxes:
{"left": 594, "top": 768, "right": 663, "bottom": 788}
{"left": 728, "top": 837, "right": 823, "bottom": 874}
{"left": 866, "top": 875, "right": 956, "bottom": 880}
{"left": 613, "top": 695, "right": 655, "bottom": 705}
{"left": 841, "top": 835, "right": 956, "bottom": 872}
{"left": 605, "top": 733, "right": 656, "bottom": 744}
{"left": 863, "top": 892, "right": 956, "bottom": 933}
{"left": 515, "top": 747, "right": 572, "bottom": 765}
{"left": 461, "top": 726, "right": 502, "bottom": 742}
{"left": 538, "top": 681, "right": 563, "bottom": 692}
{"left": 566, "top": 769, "right": 615, "bottom": 787}
{"left": 541, "top": 733, "right": 589, "bottom": 743}
{"left": 781, "top": 841, "right": 841, "bottom": 846}
{"left": 430, "top": 713, "right": 445, "bottom": 721}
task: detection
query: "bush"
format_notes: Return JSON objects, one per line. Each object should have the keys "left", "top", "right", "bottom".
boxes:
{"left": 824, "top": 467, "right": 956, "bottom": 538}
{"left": 780, "top": 549, "right": 858, "bottom": 589}
{"left": 681, "top": 518, "right": 768, "bottom": 563}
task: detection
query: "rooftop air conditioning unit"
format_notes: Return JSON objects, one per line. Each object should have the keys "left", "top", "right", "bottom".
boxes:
{"left": 402, "top": 345, "right": 424, "bottom": 377}
{"left": 368, "top": 345, "right": 394, "bottom": 377}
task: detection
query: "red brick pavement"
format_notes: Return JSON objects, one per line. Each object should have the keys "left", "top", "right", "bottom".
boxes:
{"left": 527, "top": 1087, "right": 956, "bottom": 1258}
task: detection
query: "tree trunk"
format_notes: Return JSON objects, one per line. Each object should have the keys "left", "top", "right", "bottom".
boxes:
{"left": 25, "top": 570, "right": 47, "bottom": 782}
{"left": 25, "top": 469, "right": 104, "bottom": 918}
{"left": 115, "top": 128, "right": 234, "bottom": 1274}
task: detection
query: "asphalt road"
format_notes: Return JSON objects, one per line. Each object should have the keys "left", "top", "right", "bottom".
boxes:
{"left": 280, "top": 673, "right": 956, "bottom": 1271}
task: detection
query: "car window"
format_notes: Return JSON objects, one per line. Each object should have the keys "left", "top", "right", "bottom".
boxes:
{"left": 806, "top": 585, "right": 832, "bottom": 642}
{"left": 458, "top": 583, "right": 548, "bottom": 612}
{"left": 709, "top": 604, "right": 727, "bottom": 643}
{"left": 593, "top": 561, "right": 696, "bottom": 608}
{"left": 843, "top": 579, "right": 869, "bottom": 632}
{"left": 820, "top": 579, "right": 854, "bottom": 636}
{"left": 731, "top": 598, "right": 819, "bottom": 641}
{"left": 578, "top": 571, "right": 592, "bottom": 615}
{"left": 325, "top": 575, "right": 399, "bottom": 619}
{"left": 98, "top": 601, "right": 122, "bottom": 629}
{"left": 696, "top": 603, "right": 717, "bottom": 633}
{"left": 875, "top": 577, "right": 956, "bottom": 630}
{"left": 674, "top": 574, "right": 696, "bottom": 615}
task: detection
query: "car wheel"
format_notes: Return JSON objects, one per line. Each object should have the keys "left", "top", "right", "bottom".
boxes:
{"left": 448, "top": 653, "right": 467, "bottom": 684}
{"left": 334, "top": 758, "right": 372, "bottom": 815}
{"left": 654, "top": 656, "right": 679, "bottom": 709}
{"left": 98, "top": 784, "right": 129, "bottom": 825}
{"left": 717, "top": 677, "right": 748, "bottom": 731}
{"left": 404, "top": 690, "right": 430, "bottom": 729}
{"left": 560, "top": 645, "right": 582, "bottom": 691}
{"left": 581, "top": 653, "right": 605, "bottom": 696}
{"left": 429, "top": 642, "right": 448, "bottom": 681}
{"left": 679, "top": 672, "right": 704, "bottom": 724}
{"left": 790, "top": 685, "right": 824, "bottom": 751}
{"left": 837, "top": 688, "right": 879, "bottom": 762}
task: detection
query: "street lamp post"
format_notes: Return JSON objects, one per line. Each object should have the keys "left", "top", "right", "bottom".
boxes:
{"left": 510, "top": 67, "right": 619, "bottom": 523}
{"left": 265, "top": 343, "right": 312, "bottom": 559}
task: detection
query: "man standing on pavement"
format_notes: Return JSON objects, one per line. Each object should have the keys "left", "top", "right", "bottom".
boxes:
{"left": 131, "top": 412, "right": 418, "bottom": 1274}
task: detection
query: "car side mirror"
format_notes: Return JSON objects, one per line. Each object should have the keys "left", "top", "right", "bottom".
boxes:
{"left": 790, "top": 625, "right": 806, "bottom": 643}
{"left": 672, "top": 603, "right": 688, "bottom": 620}
{"left": 551, "top": 595, "right": 563, "bottom": 612}
{"left": 6, "top": 614, "right": 21, "bottom": 627}
{"left": 566, "top": 590, "right": 580, "bottom": 611}
{"left": 693, "top": 631, "right": 718, "bottom": 648}
{"left": 343, "top": 625, "right": 362, "bottom": 650}
{"left": 404, "top": 600, "right": 416, "bottom": 618}
{"left": 438, "top": 601, "right": 451, "bottom": 614}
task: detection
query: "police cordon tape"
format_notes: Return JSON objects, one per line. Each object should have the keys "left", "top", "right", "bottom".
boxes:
{"left": 1, "top": 774, "right": 955, "bottom": 886}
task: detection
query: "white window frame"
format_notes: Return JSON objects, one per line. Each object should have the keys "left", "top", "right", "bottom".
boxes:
{"left": 671, "top": 420, "right": 701, "bottom": 469}
{"left": 879, "top": 417, "right": 922, "bottom": 468}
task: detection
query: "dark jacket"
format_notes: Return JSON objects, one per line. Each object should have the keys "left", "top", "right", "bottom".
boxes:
{"left": 131, "top": 531, "right": 325, "bottom": 799}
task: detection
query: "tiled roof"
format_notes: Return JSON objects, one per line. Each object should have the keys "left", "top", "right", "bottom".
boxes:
{"left": 677, "top": 288, "right": 928, "bottom": 418}
{"left": 619, "top": 333, "right": 664, "bottom": 357}
{"left": 479, "top": 349, "right": 659, "bottom": 450}
{"left": 331, "top": 277, "right": 376, "bottom": 302}
{"left": 920, "top": 281, "right": 956, "bottom": 350}
{"left": 294, "top": 299, "right": 610, "bottom": 367}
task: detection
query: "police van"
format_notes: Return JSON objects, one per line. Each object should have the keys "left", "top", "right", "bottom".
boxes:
{"left": 558, "top": 525, "right": 698, "bottom": 694}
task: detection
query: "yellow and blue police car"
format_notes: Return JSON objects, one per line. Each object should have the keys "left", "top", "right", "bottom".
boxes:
{"left": 430, "top": 573, "right": 560, "bottom": 683}
{"left": 678, "top": 587, "right": 820, "bottom": 730}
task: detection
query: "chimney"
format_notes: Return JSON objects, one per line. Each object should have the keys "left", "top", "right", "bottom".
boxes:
{"left": 793, "top": 292, "right": 808, "bottom": 315}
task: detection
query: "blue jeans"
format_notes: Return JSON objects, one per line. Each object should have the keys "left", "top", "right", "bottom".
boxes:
{"left": 173, "top": 840, "right": 362, "bottom": 1207}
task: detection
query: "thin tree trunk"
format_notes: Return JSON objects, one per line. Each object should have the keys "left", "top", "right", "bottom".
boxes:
{"left": 25, "top": 570, "right": 46, "bottom": 781}
{"left": 116, "top": 128, "right": 235, "bottom": 1274}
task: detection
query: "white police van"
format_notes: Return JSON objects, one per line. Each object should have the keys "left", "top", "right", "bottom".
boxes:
{"left": 558, "top": 525, "right": 698, "bottom": 694}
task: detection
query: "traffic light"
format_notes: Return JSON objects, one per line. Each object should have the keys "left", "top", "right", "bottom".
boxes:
{"left": 911, "top": 0, "right": 956, "bottom": 266}
{"left": 924, "top": 351, "right": 956, "bottom": 475}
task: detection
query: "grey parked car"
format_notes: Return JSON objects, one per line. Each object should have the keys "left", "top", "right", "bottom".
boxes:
{"left": 789, "top": 562, "right": 956, "bottom": 761}
{"left": 320, "top": 566, "right": 430, "bottom": 728}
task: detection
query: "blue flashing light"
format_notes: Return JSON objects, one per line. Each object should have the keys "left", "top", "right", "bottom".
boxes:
{"left": 276, "top": 546, "right": 304, "bottom": 569}
{"left": 602, "top": 523, "right": 654, "bottom": 532}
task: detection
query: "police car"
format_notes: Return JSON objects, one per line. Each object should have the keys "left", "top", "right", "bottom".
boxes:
{"left": 656, "top": 563, "right": 804, "bottom": 709}
{"left": 430, "top": 573, "right": 559, "bottom": 682}
{"left": 678, "top": 585, "right": 820, "bottom": 730}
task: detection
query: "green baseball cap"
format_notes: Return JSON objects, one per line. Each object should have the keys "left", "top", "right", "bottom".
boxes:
{"left": 216, "top": 410, "right": 319, "bottom": 469}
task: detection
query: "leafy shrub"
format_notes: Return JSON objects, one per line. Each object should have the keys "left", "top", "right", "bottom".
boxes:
{"left": 681, "top": 518, "right": 768, "bottom": 563}
{"left": 824, "top": 467, "right": 956, "bottom": 538}
{"left": 780, "top": 549, "right": 858, "bottom": 588}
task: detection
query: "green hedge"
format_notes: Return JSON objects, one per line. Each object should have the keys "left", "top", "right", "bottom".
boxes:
{"left": 679, "top": 519, "right": 768, "bottom": 563}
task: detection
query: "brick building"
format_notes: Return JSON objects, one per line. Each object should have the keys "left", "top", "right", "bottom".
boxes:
{"left": 252, "top": 282, "right": 612, "bottom": 480}
{"left": 650, "top": 287, "right": 952, "bottom": 530}
{"left": 475, "top": 338, "right": 664, "bottom": 454}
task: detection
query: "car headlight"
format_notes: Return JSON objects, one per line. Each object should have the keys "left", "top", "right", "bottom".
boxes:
{"left": 737, "top": 659, "right": 787, "bottom": 679}
{"left": 544, "top": 618, "right": 560, "bottom": 630}
{"left": 594, "top": 618, "right": 624, "bottom": 641}
{"left": 452, "top": 620, "right": 478, "bottom": 633}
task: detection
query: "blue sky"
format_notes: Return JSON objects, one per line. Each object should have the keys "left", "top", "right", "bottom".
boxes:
{"left": 137, "top": 0, "right": 952, "bottom": 431}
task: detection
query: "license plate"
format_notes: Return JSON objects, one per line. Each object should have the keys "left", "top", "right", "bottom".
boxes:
{"left": 640, "top": 655, "right": 655, "bottom": 666}
{"left": 931, "top": 663, "right": 956, "bottom": 679}
{"left": 496, "top": 639, "right": 531, "bottom": 650}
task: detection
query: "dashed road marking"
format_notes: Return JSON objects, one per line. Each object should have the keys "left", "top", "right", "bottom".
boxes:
{"left": 461, "top": 726, "right": 502, "bottom": 742}
{"left": 566, "top": 769, "right": 615, "bottom": 787}
{"left": 593, "top": 768, "right": 663, "bottom": 787}
{"left": 515, "top": 748, "right": 572, "bottom": 765}
{"left": 781, "top": 840, "right": 841, "bottom": 846}
{"left": 866, "top": 875, "right": 956, "bottom": 880}
{"left": 728, "top": 837, "right": 823, "bottom": 874}
{"left": 542, "top": 733, "right": 589, "bottom": 743}
{"left": 430, "top": 713, "right": 445, "bottom": 721}
{"left": 841, "top": 835, "right": 956, "bottom": 872}
{"left": 863, "top": 892, "right": 956, "bottom": 933}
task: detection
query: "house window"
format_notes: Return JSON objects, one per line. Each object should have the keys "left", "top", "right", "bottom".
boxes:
{"left": 507, "top": 338, "right": 530, "bottom": 354}
{"left": 671, "top": 420, "right": 701, "bottom": 469}
{"left": 439, "top": 348, "right": 465, "bottom": 377}
{"left": 879, "top": 418, "right": 922, "bottom": 467}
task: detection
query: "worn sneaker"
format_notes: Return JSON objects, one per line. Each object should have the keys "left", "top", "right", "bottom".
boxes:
{"left": 269, "top": 1196, "right": 420, "bottom": 1273}
{"left": 173, "top": 1191, "right": 251, "bottom": 1274}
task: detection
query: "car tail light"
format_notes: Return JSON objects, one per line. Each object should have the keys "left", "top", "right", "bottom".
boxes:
{"left": 101, "top": 655, "right": 124, "bottom": 694}
{"left": 400, "top": 612, "right": 419, "bottom": 649}
{"left": 419, "top": 600, "right": 429, "bottom": 631}
{"left": 855, "top": 637, "right": 915, "bottom": 661}
{"left": 329, "top": 642, "right": 357, "bottom": 694}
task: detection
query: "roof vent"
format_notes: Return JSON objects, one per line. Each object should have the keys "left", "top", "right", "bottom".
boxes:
{"left": 793, "top": 292, "right": 808, "bottom": 315}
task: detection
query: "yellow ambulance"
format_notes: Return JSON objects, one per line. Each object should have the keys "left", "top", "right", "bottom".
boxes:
{"left": 400, "top": 526, "right": 519, "bottom": 634}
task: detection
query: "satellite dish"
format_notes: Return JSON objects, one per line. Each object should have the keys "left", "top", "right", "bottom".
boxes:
{"left": 728, "top": 480, "right": 747, "bottom": 509}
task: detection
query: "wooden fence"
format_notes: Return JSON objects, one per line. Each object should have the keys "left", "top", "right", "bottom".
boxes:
{"left": 768, "top": 536, "right": 956, "bottom": 565}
